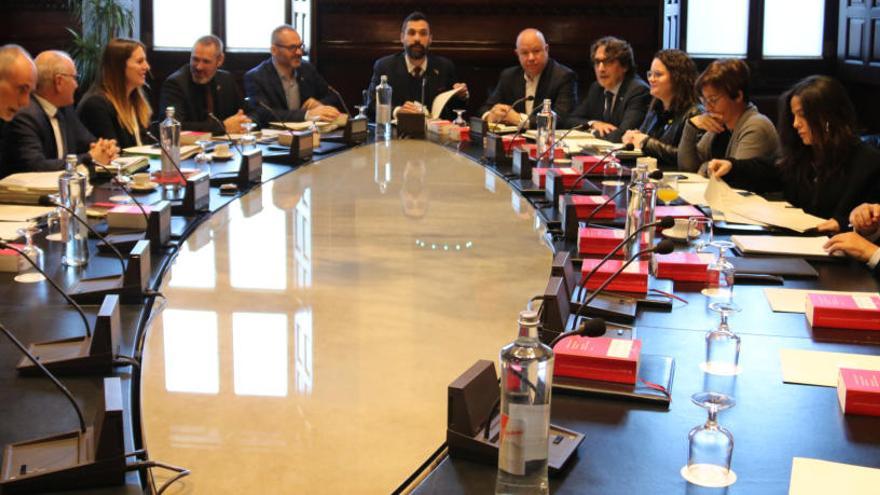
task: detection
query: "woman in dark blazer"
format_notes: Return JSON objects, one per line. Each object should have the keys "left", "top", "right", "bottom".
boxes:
{"left": 710, "top": 75, "right": 880, "bottom": 232}
{"left": 622, "top": 49, "right": 700, "bottom": 169}
{"left": 77, "top": 38, "right": 152, "bottom": 149}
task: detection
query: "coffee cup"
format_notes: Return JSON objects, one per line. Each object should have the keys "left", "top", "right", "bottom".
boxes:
{"left": 133, "top": 172, "right": 150, "bottom": 186}
{"left": 214, "top": 143, "right": 231, "bottom": 156}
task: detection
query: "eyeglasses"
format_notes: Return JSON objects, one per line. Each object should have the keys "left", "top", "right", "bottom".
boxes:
{"left": 593, "top": 57, "right": 616, "bottom": 67}
{"left": 700, "top": 94, "right": 724, "bottom": 107}
{"left": 57, "top": 73, "right": 78, "bottom": 80}
{"left": 646, "top": 70, "right": 666, "bottom": 79}
{"left": 274, "top": 43, "right": 305, "bottom": 52}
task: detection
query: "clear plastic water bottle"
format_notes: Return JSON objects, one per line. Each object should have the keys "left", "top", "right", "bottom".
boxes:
{"left": 496, "top": 309, "right": 554, "bottom": 495}
{"left": 58, "top": 154, "right": 88, "bottom": 267}
{"left": 535, "top": 99, "right": 556, "bottom": 167}
{"left": 159, "top": 106, "right": 181, "bottom": 183}
{"left": 623, "top": 162, "right": 656, "bottom": 259}
{"left": 375, "top": 75, "right": 392, "bottom": 140}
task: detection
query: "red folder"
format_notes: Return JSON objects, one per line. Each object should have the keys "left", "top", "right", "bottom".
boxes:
{"left": 838, "top": 368, "right": 880, "bottom": 416}
{"left": 554, "top": 336, "right": 641, "bottom": 385}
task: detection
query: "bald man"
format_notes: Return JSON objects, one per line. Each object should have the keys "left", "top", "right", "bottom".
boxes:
{"left": 5, "top": 50, "right": 117, "bottom": 175}
{"left": 0, "top": 44, "right": 37, "bottom": 169}
{"left": 479, "top": 29, "right": 577, "bottom": 127}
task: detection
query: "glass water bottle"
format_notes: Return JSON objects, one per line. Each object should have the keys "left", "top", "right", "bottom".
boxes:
{"left": 159, "top": 106, "right": 181, "bottom": 184}
{"left": 535, "top": 99, "right": 556, "bottom": 168}
{"left": 375, "top": 75, "right": 392, "bottom": 140}
{"left": 59, "top": 154, "right": 88, "bottom": 267}
{"left": 623, "top": 162, "right": 656, "bottom": 259}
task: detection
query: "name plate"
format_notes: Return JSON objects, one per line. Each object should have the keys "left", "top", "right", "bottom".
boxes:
{"left": 239, "top": 148, "right": 263, "bottom": 186}
{"left": 291, "top": 130, "right": 314, "bottom": 162}
{"left": 345, "top": 116, "right": 368, "bottom": 144}
{"left": 184, "top": 171, "right": 210, "bottom": 213}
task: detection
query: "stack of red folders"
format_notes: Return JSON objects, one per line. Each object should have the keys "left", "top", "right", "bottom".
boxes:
{"left": 580, "top": 258, "right": 649, "bottom": 293}
{"left": 501, "top": 135, "right": 526, "bottom": 153}
{"left": 568, "top": 195, "right": 615, "bottom": 219}
{"left": 553, "top": 336, "right": 641, "bottom": 385}
{"left": 805, "top": 294, "right": 880, "bottom": 331}
{"left": 532, "top": 167, "right": 579, "bottom": 188}
{"left": 653, "top": 252, "right": 713, "bottom": 282}
{"left": 522, "top": 143, "right": 566, "bottom": 160}
{"left": 578, "top": 227, "right": 625, "bottom": 256}
{"left": 571, "top": 155, "right": 618, "bottom": 174}
{"left": 838, "top": 368, "right": 880, "bottom": 416}
{"left": 0, "top": 243, "right": 25, "bottom": 273}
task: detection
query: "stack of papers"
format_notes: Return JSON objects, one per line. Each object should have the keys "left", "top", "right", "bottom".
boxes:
{"left": 124, "top": 144, "right": 200, "bottom": 160}
{"left": 731, "top": 235, "right": 840, "bottom": 258}
{"left": 95, "top": 156, "right": 149, "bottom": 176}
{"left": 0, "top": 169, "right": 91, "bottom": 204}
{"left": 705, "top": 177, "right": 826, "bottom": 231}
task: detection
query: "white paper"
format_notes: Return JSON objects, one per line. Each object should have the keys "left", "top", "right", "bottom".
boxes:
{"left": 731, "top": 235, "right": 838, "bottom": 258}
{"left": 0, "top": 221, "right": 28, "bottom": 240}
{"left": 764, "top": 288, "right": 880, "bottom": 313}
{"left": 704, "top": 176, "right": 825, "bottom": 231}
{"left": 704, "top": 177, "right": 769, "bottom": 226}
{"left": 0, "top": 205, "right": 54, "bottom": 222}
{"left": 430, "top": 88, "right": 459, "bottom": 119}
{"left": 124, "top": 144, "right": 200, "bottom": 158}
{"left": 0, "top": 170, "right": 68, "bottom": 192}
{"left": 789, "top": 457, "right": 880, "bottom": 495}
{"left": 780, "top": 348, "right": 880, "bottom": 387}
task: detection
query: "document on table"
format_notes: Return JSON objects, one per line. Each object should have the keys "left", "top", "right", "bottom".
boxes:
{"left": 704, "top": 177, "right": 768, "bottom": 226}
{"left": 789, "top": 458, "right": 880, "bottom": 495}
{"left": 0, "top": 221, "right": 28, "bottom": 240}
{"left": 731, "top": 235, "right": 839, "bottom": 257}
{"left": 764, "top": 288, "right": 880, "bottom": 313}
{"left": 124, "top": 144, "right": 200, "bottom": 159}
{"left": 779, "top": 348, "right": 880, "bottom": 387}
{"left": 430, "top": 88, "right": 458, "bottom": 119}
{"left": 0, "top": 205, "right": 54, "bottom": 222}
{"left": 704, "top": 177, "right": 826, "bottom": 231}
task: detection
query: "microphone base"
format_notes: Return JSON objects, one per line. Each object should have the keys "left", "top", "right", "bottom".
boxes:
{"left": 570, "top": 292, "right": 638, "bottom": 323}
{"left": 70, "top": 241, "right": 150, "bottom": 304}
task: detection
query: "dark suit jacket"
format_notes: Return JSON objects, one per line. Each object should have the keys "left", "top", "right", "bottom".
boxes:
{"left": 726, "top": 141, "right": 880, "bottom": 229}
{"left": 243, "top": 58, "right": 337, "bottom": 127}
{"left": 366, "top": 52, "right": 464, "bottom": 121}
{"left": 4, "top": 99, "right": 96, "bottom": 175}
{"left": 478, "top": 58, "right": 577, "bottom": 124}
{"left": 638, "top": 101, "right": 701, "bottom": 169}
{"left": 566, "top": 75, "right": 651, "bottom": 142}
{"left": 159, "top": 65, "right": 246, "bottom": 134}
{"left": 77, "top": 92, "right": 144, "bottom": 149}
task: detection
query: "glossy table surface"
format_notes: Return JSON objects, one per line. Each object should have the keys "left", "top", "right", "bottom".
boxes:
{"left": 139, "top": 140, "right": 553, "bottom": 493}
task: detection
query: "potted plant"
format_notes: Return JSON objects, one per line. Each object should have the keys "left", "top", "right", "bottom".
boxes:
{"left": 66, "top": 0, "right": 134, "bottom": 95}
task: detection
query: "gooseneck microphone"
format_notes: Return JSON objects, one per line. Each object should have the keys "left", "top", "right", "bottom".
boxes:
{"left": 244, "top": 96, "right": 300, "bottom": 133}
{"left": 0, "top": 322, "right": 86, "bottom": 432}
{"left": 576, "top": 239, "right": 675, "bottom": 319}
{"left": 534, "top": 123, "right": 589, "bottom": 164}
{"left": 496, "top": 95, "right": 535, "bottom": 126}
{"left": 572, "top": 142, "right": 636, "bottom": 187}
{"left": 0, "top": 241, "right": 92, "bottom": 338}
{"left": 548, "top": 316, "right": 607, "bottom": 348}
{"left": 507, "top": 100, "right": 547, "bottom": 150}
{"left": 326, "top": 85, "right": 353, "bottom": 116}
{"left": 144, "top": 131, "right": 187, "bottom": 184}
{"left": 580, "top": 216, "right": 676, "bottom": 289}
{"left": 208, "top": 112, "right": 244, "bottom": 155}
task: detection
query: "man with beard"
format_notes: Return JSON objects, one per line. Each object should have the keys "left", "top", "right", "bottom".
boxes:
{"left": 160, "top": 35, "right": 251, "bottom": 135}
{"left": 366, "top": 11, "right": 467, "bottom": 121}
{"left": 0, "top": 45, "right": 37, "bottom": 170}
{"left": 245, "top": 25, "right": 340, "bottom": 127}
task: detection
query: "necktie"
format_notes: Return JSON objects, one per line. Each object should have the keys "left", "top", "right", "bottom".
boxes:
{"left": 603, "top": 91, "right": 614, "bottom": 122}
{"left": 412, "top": 66, "right": 422, "bottom": 78}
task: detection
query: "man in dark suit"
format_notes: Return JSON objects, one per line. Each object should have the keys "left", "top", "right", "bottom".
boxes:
{"left": 365, "top": 11, "right": 468, "bottom": 121}
{"left": 0, "top": 44, "right": 37, "bottom": 169}
{"left": 4, "top": 50, "right": 116, "bottom": 175}
{"left": 244, "top": 25, "right": 341, "bottom": 127}
{"left": 479, "top": 29, "right": 576, "bottom": 127}
{"left": 566, "top": 36, "right": 650, "bottom": 142}
{"left": 160, "top": 35, "right": 251, "bottom": 135}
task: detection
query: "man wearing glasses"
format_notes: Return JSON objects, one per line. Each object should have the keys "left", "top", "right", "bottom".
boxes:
{"left": 479, "top": 28, "right": 577, "bottom": 127}
{"left": 160, "top": 35, "right": 251, "bottom": 135}
{"left": 244, "top": 25, "right": 341, "bottom": 127}
{"left": 4, "top": 50, "right": 118, "bottom": 174}
{"left": 565, "top": 36, "right": 650, "bottom": 142}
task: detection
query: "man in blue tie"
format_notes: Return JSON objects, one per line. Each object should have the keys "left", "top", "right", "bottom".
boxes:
{"left": 4, "top": 50, "right": 118, "bottom": 174}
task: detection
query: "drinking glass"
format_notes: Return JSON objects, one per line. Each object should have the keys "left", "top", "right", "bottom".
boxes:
{"left": 240, "top": 121, "right": 257, "bottom": 147}
{"left": 46, "top": 206, "right": 63, "bottom": 242}
{"left": 14, "top": 224, "right": 45, "bottom": 283}
{"left": 195, "top": 139, "right": 213, "bottom": 165}
{"left": 702, "top": 240, "right": 737, "bottom": 305}
{"left": 687, "top": 217, "right": 713, "bottom": 253}
{"left": 354, "top": 105, "right": 367, "bottom": 119}
{"left": 109, "top": 159, "right": 132, "bottom": 203}
{"left": 704, "top": 302, "right": 742, "bottom": 375}
{"left": 682, "top": 392, "right": 737, "bottom": 487}
{"left": 601, "top": 159, "right": 623, "bottom": 187}
{"left": 452, "top": 109, "right": 467, "bottom": 126}
{"left": 657, "top": 175, "right": 679, "bottom": 206}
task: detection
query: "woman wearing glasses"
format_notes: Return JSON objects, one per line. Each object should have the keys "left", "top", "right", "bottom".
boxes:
{"left": 77, "top": 38, "right": 152, "bottom": 148}
{"left": 621, "top": 49, "right": 700, "bottom": 169}
{"left": 709, "top": 75, "right": 880, "bottom": 233}
{"left": 677, "top": 58, "right": 778, "bottom": 174}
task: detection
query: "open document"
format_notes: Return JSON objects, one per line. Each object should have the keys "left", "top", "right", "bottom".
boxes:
{"left": 704, "top": 177, "right": 825, "bottom": 231}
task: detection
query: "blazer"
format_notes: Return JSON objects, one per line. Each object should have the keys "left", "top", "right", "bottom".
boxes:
{"left": 677, "top": 103, "right": 779, "bottom": 174}
{"left": 565, "top": 74, "right": 650, "bottom": 142}
{"left": 725, "top": 141, "right": 880, "bottom": 229}
{"left": 77, "top": 92, "right": 145, "bottom": 149}
{"left": 243, "top": 58, "right": 337, "bottom": 127}
{"left": 365, "top": 52, "right": 464, "bottom": 121}
{"left": 159, "top": 65, "right": 246, "bottom": 134}
{"left": 4, "top": 99, "right": 96, "bottom": 175}
{"left": 478, "top": 58, "right": 577, "bottom": 124}
{"left": 637, "top": 101, "right": 701, "bottom": 170}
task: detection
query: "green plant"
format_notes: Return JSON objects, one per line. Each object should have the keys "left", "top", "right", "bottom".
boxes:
{"left": 66, "top": 0, "right": 134, "bottom": 94}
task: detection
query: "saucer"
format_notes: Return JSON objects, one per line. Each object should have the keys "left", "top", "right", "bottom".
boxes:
{"left": 130, "top": 182, "right": 159, "bottom": 192}
{"left": 211, "top": 152, "right": 234, "bottom": 161}
{"left": 662, "top": 226, "right": 689, "bottom": 242}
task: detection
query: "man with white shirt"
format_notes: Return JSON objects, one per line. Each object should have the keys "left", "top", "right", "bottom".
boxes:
{"left": 825, "top": 203, "right": 880, "bottom": 278}
{"left": 365, "top": 11, "right": 468, "bottom": 121}
{"left": 4, "top": 50, "right": 117, "bottom": 175}
{"left": 480, "top": 29, "right": 577, "bottom": 127}
{"left": 0, "top": 44, "right": 37, "bottom": 171}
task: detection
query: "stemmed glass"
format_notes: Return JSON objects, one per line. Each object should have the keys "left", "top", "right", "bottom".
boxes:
{"left": 240, "top": 122, "right": 257, "bottom": 147}
{"left": 701, "top": 240, "right": 736, "bottom": 302}
{"left": 704, "top": 302, "right": 742, "bottom": 375}
{"left": 194, "top": 139, "right": 214, "bottom": 170}
{"left": 682, "top": 392, "right": 737, "bottom": 487}
{"left": 687, "top": 217, "right": 713, "bottom": 253}
{"left": 14, "top": 224, "right": 45, "bottom": 283}
{"left": 452, "top": 109, "right": 467, "bottom": 126}
{"left": 109, "top": 159, "right": 131, "bottom": 203}
{"left": 601, "top": 159, "right": 623, "bottom": 187}
{"left": 657, "top": 175, "right": 679, "bottom": 206}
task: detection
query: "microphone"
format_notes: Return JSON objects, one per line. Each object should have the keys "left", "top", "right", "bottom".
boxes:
{"left": 0, "top": 241, "right": 92, "bottom": 338}
{"left": 326, "top": 85, "right": 352, "bottom": 116}
{"left": 208, "top": 112, "right": 245, "bottom": 155}
{"left": 0, "top": 321, "right": 86, "bottom": 432}
{"left": 144, "top": 130, "right": 187, "bottom": 184}
{"left": 576, "top": 239, "right": 675, "bottom": 319}
{"left": 507, "top": 101, "right": 547, "bottom": 151}
{"left": 495, "top": 95, "right": 535, "bottom": 126}
{"left": 580, "top": 216, "right": 675, "bottom": 289}
{"left": 572, "top": 143, "right": 636, "bottom": 187}
{"left": 420, "top": 77, "right": 427, "bottom": 110}
{"left": 548, "top": 316, "right": 607, "bottom": 348}
{"left": 534, "top": 123, "right": 588, "bottom": 164}
{"left": 245, "top": 96, "right": 300, "bottom": 133}
{"left": 41, "top": 197, "right": 127, "bottom": 277}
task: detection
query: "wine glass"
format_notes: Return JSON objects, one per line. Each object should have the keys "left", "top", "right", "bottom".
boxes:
{"left": 45, "top": 205, "right": 63, "bottom": 242}
{"left": 354, "top": 104, "right": 367, "bottom": 119}
{"left": 703, "top": 302, "right": 742, "bottom": 375}
{"left": 601, "top": 159, "right": 623, "bottom": 187}
{"left": 687, "top": 217, "right": 713, "bottom": 253}
{"left": 701, "top": 240, "right": 736, "bottom": 305}
{"left": 657, "top": 175, "right": 679, "bottom": 206}
{"left": 14, "top": 224, "right": 45, "bottom": 284}
{"left": 681, "top": 392, "right": 737, "bottom": 487}
{"left": 452, "top": 109, "right": 467, "bottom": 126}
{"left": 109, "top": 159, "right": 131, "bottom": 203}
{"left": 240, "top": 121, "right": 257, "bottom": 147}
{"left": 194, "top": 139, "right": 213, "bottom": 170}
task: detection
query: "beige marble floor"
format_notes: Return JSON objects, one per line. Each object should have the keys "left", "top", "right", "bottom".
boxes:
{"left": 140, "top": 140, "right": 552, "bottom": 494}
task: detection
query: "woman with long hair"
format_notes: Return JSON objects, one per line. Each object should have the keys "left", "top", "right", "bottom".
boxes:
{"left": 622, "top": 49, "right": 700, "bottom": 169}
{"left": 77, "top": 38, "right": 151, "bottom": 148}
{"left": 710, "top": 75, "right": 880, "bottom": 232}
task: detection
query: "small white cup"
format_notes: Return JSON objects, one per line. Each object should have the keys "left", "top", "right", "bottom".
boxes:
{"left": 214, "top": 143, "right": 231, "bottom": 156}
{"left": 133, "top": 172, "right": 150, "bottom": 186}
